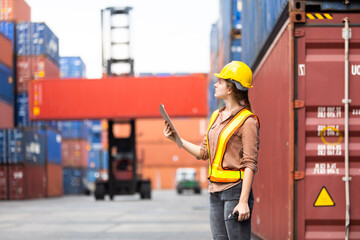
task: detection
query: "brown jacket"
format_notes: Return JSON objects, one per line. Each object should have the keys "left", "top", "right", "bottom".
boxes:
{"left": 198, "top": 106, "right": 260, "bottom": 193}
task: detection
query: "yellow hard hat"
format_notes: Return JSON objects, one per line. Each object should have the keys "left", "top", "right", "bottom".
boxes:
{"left": 214, "top": 61, "right": 253, "bottom": 89}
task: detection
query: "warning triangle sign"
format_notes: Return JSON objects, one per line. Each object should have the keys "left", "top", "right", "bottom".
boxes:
{"left": 314, "top": 187, "right": 335, "bottom": 207}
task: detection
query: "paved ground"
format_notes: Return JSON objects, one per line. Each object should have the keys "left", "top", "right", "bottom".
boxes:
{"left": 0, "top": 190, "right": 212, "bottom": 240}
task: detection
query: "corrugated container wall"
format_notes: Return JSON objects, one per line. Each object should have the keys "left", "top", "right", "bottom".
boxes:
{"left": 17, "top": 56, "right": 60, "bottom": 93}
{"left": 16, "top": 22, "right": 59, "bottom": 64}
{"left": 0, "top": 0, "right": 31, "bottom": 22}
{"left": 246, "top": 9, "right": 360, "bottom": 240}
{"left": 0, "top": 165, "right": 8, "bottom": 199}
{"left": 0, "top": 30, "right": 12, "bottom": 68}
{"left": 28, "top": 75, "right": 208, "bottom": 120}
{"left": 60, "top": 57, "right": 86, "bottom": 78}
{"left": 0, "top": 100, "right": 13, "bottom": 128}
{"left": 241, "top": 0, "right": 360, "bottom": 70}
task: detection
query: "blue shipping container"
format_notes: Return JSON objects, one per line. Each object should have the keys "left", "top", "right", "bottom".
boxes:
{"left": 101, "top": 150, "right": 108, "bottom": 170}
{"left": 241, "top": 1, "right": 360, "bottom": 69}
{"left": 63, "top": 167, "right": 86, "bottom": 195}
{"left": 59, "top": 57, "right": 86, "bottom": 78}
{"left": 230, "top": 38, "right": 242, "bottom": 61}
{"left": 61, "top": 121, "right": 89, "bottom": 140}
{"left": 232, "top": 0, "right": 242, "bottom": 30}
{"left": 0, "top": 62, "right": 14, "bottom": 105}
{"left": 242, "top": 0, "right": 288, "bottom": 68}
{"left": 7, "top": 129, "right": 24, "bottom": 164}
{"left": 16, "top": 22, "right": 59, "bottom": 65}
{"left": 88, "top": 150, "right": 100, "bottom": 169}
{"left": 0, "top": 130, "right": 7, "bottom": 164}
{"left": 36, "top": 128, "right": 62, "bottom": 164}
{"left": 0, "top": 21, "right": 15, "bottom": 47}
{"left": 2, "top": 128, "right": 45, "bottom": 165}
{"left": 87, "top": 169, "right": 98, "bottom": 184}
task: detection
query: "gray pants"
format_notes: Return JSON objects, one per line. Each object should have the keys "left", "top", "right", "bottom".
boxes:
{"left": 210, "top": 182, "right": 254, "bottom": 240}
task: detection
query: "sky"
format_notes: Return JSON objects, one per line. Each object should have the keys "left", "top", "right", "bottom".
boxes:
{"left": 25, "top": 0, "right": 219, "bottom": 78}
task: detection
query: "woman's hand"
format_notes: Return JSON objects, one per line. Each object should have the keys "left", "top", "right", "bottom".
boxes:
{"left": 233, "top": 201, "right": 250, "bottom": 222}
{"left": 164, "top": 121, "right": 176, "bottom": 142}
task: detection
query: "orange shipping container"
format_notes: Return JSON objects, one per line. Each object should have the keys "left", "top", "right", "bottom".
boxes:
{"left": 46, "top": 163, "right": 63, "bottom": 197}
{"left": 0, "top": 34, "right": 12, "bottom": 68}
{"left": 142, "top": 166, "right": 208, "bottom": 190}
{"left": 0, "top": 100, "right": 13, "bottom": 128}
{"left": 137, "top": 142, "right": 207, "bottom": 168}
{"left": 136, "top": 117, "right": 207, "bottom": 144}
{"left": 0, "top": 0, "right": 31, "bottom": 22}
{"left": 62, "top": 139, "right": 88, "bottom": 168}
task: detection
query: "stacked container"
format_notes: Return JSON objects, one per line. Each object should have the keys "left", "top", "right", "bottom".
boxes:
{"left": 16, "top": 22, "right": 60, "bottom": 127}
{"left": 0, "top": 0, "right": 31, "bottom": 22}
{"left": 59, "top": 56, "right": 89, "bottom": 195}
{"left": 136, "top": 118, "right": 208, "bottom": 190}
{"left": 0, "top": 128, "right": 46, "bottom": 200}
{"left": 59, "top": 57, "right": 86, "bottom": 78}
{"left": 86, "top": 120, "right": 105, "bottom": 193}
{"left": 0, "top": 21, "right": 15, "bottom": 128}
{"left": 36, "top": 127, "right": 62, "bottom": 197}
{"left": 209, "top": 0, "right": 242, "bottom": 115}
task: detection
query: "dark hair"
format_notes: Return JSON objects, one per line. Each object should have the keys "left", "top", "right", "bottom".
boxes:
{"left": 225, "top": 79, "right": 252, "bottom": 112}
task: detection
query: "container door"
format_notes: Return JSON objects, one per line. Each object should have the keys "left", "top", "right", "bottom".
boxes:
{"left": 296, "top": 15, "right": 360, "bottom": 239}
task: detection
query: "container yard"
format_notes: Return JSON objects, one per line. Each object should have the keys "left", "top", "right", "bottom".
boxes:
{"left": 1, "top": 0, "right": 360, "bottom": 239}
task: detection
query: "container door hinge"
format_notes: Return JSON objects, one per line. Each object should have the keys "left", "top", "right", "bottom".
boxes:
{"left": 294, "top": 29, "right": 305, "bottom": 38}
{"left": 293, "top": 171, "right": 305, "bottom": 180}
{"left": 293, "top": 100, "right": 305, "bottom": 109}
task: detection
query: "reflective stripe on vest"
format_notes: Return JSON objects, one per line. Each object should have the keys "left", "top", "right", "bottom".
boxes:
{"left": 206, "top": 108, "right": 258, "bottom": 183}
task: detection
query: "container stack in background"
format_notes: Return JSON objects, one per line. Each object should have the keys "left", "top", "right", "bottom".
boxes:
{"left": 208, "top": 0, "right": 242, "bottom": 114}
{"left": 16, "top": 22, "right": 60, "bottom": 128}
{"left": 0, "top": 128, "right": 47, "bottom": 200}
{"left": 86, "top": 120, "right": 108, "bottom": 194}
{"left": 136, "top": 118, "right": 208, "bottom": 190}
{"left": 0, "top": 21, "right": 14, "bottom": 129}
{"left": 59, "top": 57, "right": 90, "bottom": 195}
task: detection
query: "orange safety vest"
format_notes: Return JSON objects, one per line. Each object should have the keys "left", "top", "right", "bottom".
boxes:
{"left": 207, "top": 108, "right": 259, "bottom": 183}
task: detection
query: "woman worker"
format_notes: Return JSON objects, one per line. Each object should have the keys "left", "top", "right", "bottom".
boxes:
{"left": 164, "top": 61, "right": 260, "bottom": 240}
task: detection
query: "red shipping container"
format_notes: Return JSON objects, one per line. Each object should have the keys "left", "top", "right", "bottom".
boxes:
{"left": 142, "top": 166, "right": 208, "bottom": 190}
{"left": 0, "top": 34, "right": 12, "bottom": 68}
{"left": 0, "top": 100, "right": 13, "bottom": 128}
{"left": 8, "top": 164, "right": 46, "bottom": 200}
{"left": 136, "top": 117, "right": 207, "bottom": 144}
{"left": 0, "top": 165, "right": 8, "bottom": 200}
{"left": 62, "top": 139, "right": 88, "bottom": 168}
{"left": 17, "top": 56, "right": 60, "bottom": 93}
{"left": 46, "top": 163, "right": 63, "bottom": 197}
{"left": 28, "top": 75, "right": 208, "bottom": 120}
{"left": 0, "top": 0, "right": 31, "bottom": 22}
{"left": 249, "top": 13, "right": 360, "bottom": 240}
